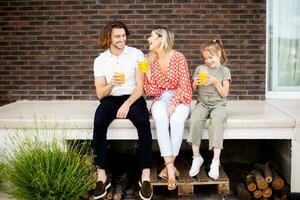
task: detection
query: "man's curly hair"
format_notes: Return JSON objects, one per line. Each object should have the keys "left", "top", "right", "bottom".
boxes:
{"left": 99, "top": 20, "right": 130, "bottom": 49}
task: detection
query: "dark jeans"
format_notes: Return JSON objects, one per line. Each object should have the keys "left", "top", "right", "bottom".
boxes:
{"left": 92, "top": 95, "right": 152, "bottom": 171}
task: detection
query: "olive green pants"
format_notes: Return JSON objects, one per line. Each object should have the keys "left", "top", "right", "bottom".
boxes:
{"left": 187, "top": 103, "right": 226, "bottom": 150}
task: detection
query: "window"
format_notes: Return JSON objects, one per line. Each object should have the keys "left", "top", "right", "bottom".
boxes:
{"left": 267, "top": 0, "right": 300, "bottom": 98}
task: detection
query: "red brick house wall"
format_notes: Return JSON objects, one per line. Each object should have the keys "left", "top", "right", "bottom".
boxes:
{"left": 0, "top": 0, "right": 266, "bottom": 106}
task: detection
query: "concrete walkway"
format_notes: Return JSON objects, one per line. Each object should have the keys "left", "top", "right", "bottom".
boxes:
{"left": 0, "top": 190, "right": 236, "bottom": 200}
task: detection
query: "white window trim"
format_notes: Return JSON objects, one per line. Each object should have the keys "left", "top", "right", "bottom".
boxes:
{"left": 266, "top": 91, "right": 300, "bottom": 99}
{"left": 265, "top": 0, "right": 300, "bottom": 99}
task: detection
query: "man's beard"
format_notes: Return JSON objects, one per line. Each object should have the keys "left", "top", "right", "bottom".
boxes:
{"left": 112, "top": 42, "right": 125, "bottom": 50}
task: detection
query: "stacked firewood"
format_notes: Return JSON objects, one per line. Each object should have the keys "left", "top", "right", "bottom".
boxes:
{"left": 237, "top": 162, "right": 289, "bottom": 200}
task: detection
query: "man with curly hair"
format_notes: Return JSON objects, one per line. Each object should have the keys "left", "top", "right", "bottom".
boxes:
{"left": 92, "top": 20, "right": 152, "bottom": 200}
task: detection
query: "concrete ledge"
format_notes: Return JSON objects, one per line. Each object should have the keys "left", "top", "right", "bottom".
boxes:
{"left": 0, "top": 100, "right": 296, "bottom": 140}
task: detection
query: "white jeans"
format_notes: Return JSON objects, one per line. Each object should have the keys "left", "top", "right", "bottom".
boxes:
{"left": 151, "top": 90, "right": 190, "bottom": 157}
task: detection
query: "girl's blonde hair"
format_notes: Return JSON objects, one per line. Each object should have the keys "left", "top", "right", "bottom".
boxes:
{"left": 153, "top": 26, "right": 174, "bottom": 53}
{"left": 201, "top": 39, "right": 228, "bottom": 64}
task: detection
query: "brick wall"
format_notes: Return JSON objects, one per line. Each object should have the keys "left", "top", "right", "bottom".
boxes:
{"left": 0, "top": 0, "right": 266, "bottom": 106}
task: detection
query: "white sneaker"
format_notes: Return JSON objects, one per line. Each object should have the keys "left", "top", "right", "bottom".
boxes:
{"left": 189, "top": 155, "right": 204, "bottom": 177}
{"left": 208, "top": 159, "right": 220, "bottom": 180}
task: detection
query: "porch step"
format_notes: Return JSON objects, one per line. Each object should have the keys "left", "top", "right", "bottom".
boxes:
{"left": 150, "top": 155, "right": 230, "bottom": 195}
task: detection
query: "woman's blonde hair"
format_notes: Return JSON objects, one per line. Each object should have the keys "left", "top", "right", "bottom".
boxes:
{"left": 201, "top": 39, "right": 228, "bottom": 64}
{"left": 153, "top": 26, "right": 174, "bottom": 53}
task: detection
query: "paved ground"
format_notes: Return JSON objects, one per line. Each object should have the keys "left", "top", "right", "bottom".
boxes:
{"left": 0, "top": 184, "right": 237, "bottom": 200}
{"left": 124, "top": 185, "right": 237, "bottom": 200}
{"left": 0, "top": 182, "right": 237, "bottom": 200}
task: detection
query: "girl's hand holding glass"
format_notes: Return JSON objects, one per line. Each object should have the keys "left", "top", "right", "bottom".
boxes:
{"left": 197, "top": 66, "right": 209, "bottom": 85}
{"left": 193, "top": 75, "right": 201, "bottom": 86}
{"left": 205, "top": 75, "right": 218, "bottom": 86}
{"left": 194, "top": 74, "right": 218, "bottom": 86}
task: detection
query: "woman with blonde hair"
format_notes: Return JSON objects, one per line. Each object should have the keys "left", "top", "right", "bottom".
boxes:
{"left": 143, "top": 26, "right": 192, "bottom": 190}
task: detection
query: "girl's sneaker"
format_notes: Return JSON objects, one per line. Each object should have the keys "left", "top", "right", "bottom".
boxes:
{"left": 208, "top": 159, "right": 220, "bottom": 180}
{"left": 189, "top": 155, "right": 204, "bottom": 177}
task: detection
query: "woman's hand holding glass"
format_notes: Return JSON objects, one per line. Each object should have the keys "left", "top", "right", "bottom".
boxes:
{"left": 139, "top": 60, "right": 151, "bottom": 81}
{"left": 138, "top": 60, "right": 149, "bottom": 73}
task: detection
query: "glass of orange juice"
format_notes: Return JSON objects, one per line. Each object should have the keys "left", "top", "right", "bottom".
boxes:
{"left": 115, "top": 72, "right": 125, "bottom": 85}
{"left": 198, "top": 66, "right": 208, "bottom": 85}
{"left": 138, "top": 60, "right": 149, "bottom": 73}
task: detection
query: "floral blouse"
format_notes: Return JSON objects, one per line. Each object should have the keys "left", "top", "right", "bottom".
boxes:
{"left": 144, "top": 51, "right": 192, "bottom": 106}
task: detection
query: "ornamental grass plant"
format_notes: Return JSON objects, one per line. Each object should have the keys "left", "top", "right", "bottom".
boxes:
{"left": 0, "top": 162, "right": 6, "bottom": 191}
{"left": 3, "top": 134, "right": 96, "bottom": 200}
{"left": 0, "top": 162, "right": 5, "bottom": 181}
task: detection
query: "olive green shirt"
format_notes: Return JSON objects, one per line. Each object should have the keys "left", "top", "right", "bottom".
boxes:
{"left": 193, "top": 65, "right": 231, "bottom": 106}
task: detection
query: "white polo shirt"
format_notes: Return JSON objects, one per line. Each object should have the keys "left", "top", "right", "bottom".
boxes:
{"left": 93, "top": 45, "right": 144, "bottom": 96}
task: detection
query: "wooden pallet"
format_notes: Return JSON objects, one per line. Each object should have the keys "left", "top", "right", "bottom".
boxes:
{"left": 150, "top": 155, "right": 230, "bottom": 195}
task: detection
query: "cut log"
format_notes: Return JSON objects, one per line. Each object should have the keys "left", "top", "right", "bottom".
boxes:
{"left": 262, "top": 186, "right": 272, "bottom": 198}
{"left": 273, "top": 185, "right": 289, "bottom": 200}
{"left": 281, "top": 185, "right": 289, "bottom": 195}
{"left": 254, "top": 162, "right": 273, "bottom": 183}
{"left": 281, "top": 194, "right": 287, "bottom": 200}
{"left": 236, "top": 183, "right": 251, "bottom": 200}
{"left": 264, "top": 162, "right": 273, "bottom": 183}
{"left": 278, "top": 185, "right": 289, "bottom": 200}
{"left": 273, "top": 195, "right": 280, "bottom": 200}
{"left": 251, "top": 170, "right": 268, "bottom": 190}
{"left": 245, "top": 174, "right": 256, "bottom": 192}
{"left": 253, "top": 189, "right": 262, "bottom": 199}
{"left": 271, "top": 169, "right": 284, "bottom": 191}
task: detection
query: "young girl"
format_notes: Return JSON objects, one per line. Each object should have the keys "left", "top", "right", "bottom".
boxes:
{"left": 187, "top": 39, "right": 231, "bottom": 180}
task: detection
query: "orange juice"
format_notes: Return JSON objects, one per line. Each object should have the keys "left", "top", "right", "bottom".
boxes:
{"left": 198, "top": 71, "right": 208, "bottom": 85}
{"left": 115, "top": 72, "right": 125, "bottom": 84}
{"left": 138, "top": 61, "right": 149, "bottom": 73}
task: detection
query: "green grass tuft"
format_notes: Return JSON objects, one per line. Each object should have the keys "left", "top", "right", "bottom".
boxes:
{"left": 4, "top": 137, "right": 96, "bottom": 200}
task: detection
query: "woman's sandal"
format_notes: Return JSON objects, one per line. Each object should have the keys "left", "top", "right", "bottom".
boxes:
{"left": 161, "top": 161, "right": 178, "bottom": 190}
{"left": 158, "top": 167, "right": 180, "bottom": 179}
{"left": 167, "top": 178, "right": 178, "bottom": 190}
{"left": 158, "top": 160, "right": 180, "bottom": 179}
